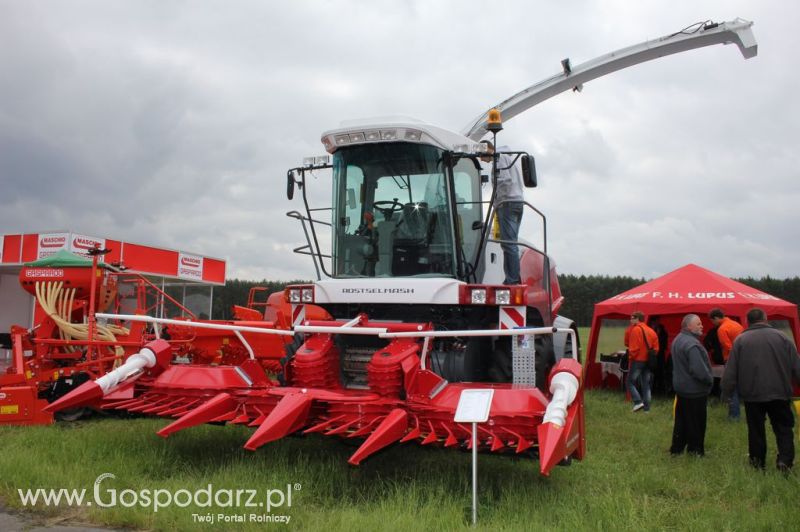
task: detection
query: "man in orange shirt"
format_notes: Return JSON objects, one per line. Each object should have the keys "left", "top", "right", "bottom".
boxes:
{"left": 709, "top": 308, "right": 744, "bottom": 420}
{"left": 624, "top": 311, "right": 660, "bottom": 412}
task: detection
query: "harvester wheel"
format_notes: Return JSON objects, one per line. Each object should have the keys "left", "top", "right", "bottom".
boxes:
{"left": 47, "top": 374, "right": 92, "bottom": 422}
{"left": 534, "top": 335, "right": 556, "bottom": 393}
{"left": 488, "top": 335, "right": 555, "bottom": 392}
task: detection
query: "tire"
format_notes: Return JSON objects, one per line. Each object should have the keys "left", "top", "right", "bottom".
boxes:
{"left": 488, "top": 335, "right": 555, "bottom": 391}
{"left": 429, "top": 337, "right": 491, "bottom": 382}
{"left": 47, "top": 373, "right": 92, "bottom": 422}
{"left": 534, "top": 335, "right": 556, "bottom": 393}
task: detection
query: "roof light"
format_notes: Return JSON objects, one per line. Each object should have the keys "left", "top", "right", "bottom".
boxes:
{"left": 404, "top": 129, "right": 422, "bottom": 141}
{"left": 365, "top": 130, "right": 381, "bottom": 141}
{"left": 381, "top": 130, "right": 397, "bottom": 140}
{"left": 335, "top": 134, "right": 350, "bottom": 146}
{"left": 315, "top": 155, "right": 330, "bottom": 165}
{"left": 302, "top": 157, "right": 315, "bottom": 167}
{"left": 349, "top": 132, "right": 366, "bottom": 143}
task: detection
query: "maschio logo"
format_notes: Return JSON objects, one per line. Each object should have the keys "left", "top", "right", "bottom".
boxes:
{"left": 39, "top": 236, "right": 66, "bottom": 248}
{"left": 72, "top": 237, "right": 100, "bottom": 250}
{"left": 178, "top": 253, "right": 203, "bottom": 280}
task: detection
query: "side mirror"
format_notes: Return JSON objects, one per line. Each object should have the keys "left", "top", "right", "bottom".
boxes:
{"left": 521, "top": 155, "right": 537, "bottom": 188}
{"left": 471, "top": 220, "right": 483, "bottom": 230}
{"left": 287, "top": 171, "right": 296, "bottom": 200}
{"left": 480, "top": 173, "right": 489, "bottom": 184}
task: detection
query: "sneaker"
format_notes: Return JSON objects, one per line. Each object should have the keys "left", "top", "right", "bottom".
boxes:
{"left": 632, "top": 403, "right": 644, "bottom": 412}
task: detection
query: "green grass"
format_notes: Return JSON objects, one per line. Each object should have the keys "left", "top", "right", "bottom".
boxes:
{"left": 578, "top": 325, "right": 626, "bottom": 359}
{"left": 1, "top": 391, "right": 797, "bottom": 531}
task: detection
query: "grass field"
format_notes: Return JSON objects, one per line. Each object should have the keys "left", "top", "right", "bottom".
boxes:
{"left": 1, "top": 386, "right": 797, "bottom": 531}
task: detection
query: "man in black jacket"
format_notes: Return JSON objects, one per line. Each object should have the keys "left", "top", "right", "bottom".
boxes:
{"left": 722, "top": 308, "right": 800, "bottom": 472}
{"left": 670, "top": 314, "right": 714, "bottom": 456}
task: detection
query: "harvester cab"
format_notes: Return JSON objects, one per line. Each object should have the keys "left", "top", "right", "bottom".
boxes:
{"left": 284, "top": 117, "right": 565, "bottom": 387}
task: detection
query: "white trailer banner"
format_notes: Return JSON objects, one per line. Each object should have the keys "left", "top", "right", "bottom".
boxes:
{"left": 70, "top": 234, "right": 106, "bottom": 260}
{"left": 37, "top": 233, "right": 70, "bottom": 259}
{"left": 177, "top": 252, "right": 204, "bottom": 280}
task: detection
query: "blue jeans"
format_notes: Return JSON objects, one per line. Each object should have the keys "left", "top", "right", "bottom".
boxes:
{"left": 729, "top": 388, "right": 740, "bottom": 419}
{"left": 497, "top": 202, "right": 523, "bottom": 284}
{"left": 628, "top": 361, "right": 651, "bottom": 410}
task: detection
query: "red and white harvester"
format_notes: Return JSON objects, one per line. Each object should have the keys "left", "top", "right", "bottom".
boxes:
{"left": 39, "top": 20, "right": 756, "bottom": 475}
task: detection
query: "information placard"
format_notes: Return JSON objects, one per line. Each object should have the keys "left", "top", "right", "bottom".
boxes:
{"left": 454, "top": 389, "right": 494, "bottom": 423}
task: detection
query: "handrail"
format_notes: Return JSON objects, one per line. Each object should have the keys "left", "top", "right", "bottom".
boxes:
{"left": 286, "top": 210, "right": 327, "bottom": 280}
{"left": 115, "top": 273, "right": 198, "bottom": 320}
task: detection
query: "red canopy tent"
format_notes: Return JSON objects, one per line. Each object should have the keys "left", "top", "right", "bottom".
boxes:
{"left": 585, "top": 264, "right": 800, "bottom": 388}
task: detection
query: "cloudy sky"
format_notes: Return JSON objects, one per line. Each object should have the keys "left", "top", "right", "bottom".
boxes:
{"left": 1, "top": 1, "right": 797, "bottom": 281}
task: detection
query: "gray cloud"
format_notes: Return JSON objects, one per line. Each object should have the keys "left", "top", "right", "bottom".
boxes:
{"left": 1, "top": 1, "right": 796, "bottom": 281}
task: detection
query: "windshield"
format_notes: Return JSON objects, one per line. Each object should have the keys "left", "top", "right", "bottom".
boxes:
{"left": 332, "top": 143, "right": 462, "bottom": 278}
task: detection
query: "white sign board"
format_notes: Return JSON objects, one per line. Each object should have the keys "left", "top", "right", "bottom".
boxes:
{"left": 0, "top": 235, "right": 4, "bottom": 262}
{"left": 37, "top": 232, "right": 69, "bottom": 259}
{"left": 70, "top": 233, "right": 106, "bottom": 260}
{"left": 454, "top": 389, "right": 494, "bottom": 423}
{"left": 177, "top": 252, "right": 204, "bottom": 280}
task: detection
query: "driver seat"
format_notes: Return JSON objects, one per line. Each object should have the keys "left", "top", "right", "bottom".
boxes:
{"left": 375, "top": 217, "right": 397, "bottom": 276}
{"left": 392, "top": 202, "right": 434, "bottom": 275}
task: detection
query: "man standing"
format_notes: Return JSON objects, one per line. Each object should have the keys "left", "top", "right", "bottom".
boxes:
{"left": 722, "top": 308, "right": 800, "bottom": 472}
{"left": 709, "top": 308, "right": 745, "bottom": 419}
{"left": 480, "top": 140, "right": 524, "bottom": 285}
{"left": 624, "top": 311, "right": 659, "bottom": 412}
{"left": 670, "top": 314, "right": 714, "bottom": 456}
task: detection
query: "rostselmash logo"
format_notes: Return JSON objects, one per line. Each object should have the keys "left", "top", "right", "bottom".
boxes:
{"left": 17, "top": 473, "right": 297, "bottom": 523}
{"left": 340, "top": 287, "right": 415, "bottom": 294}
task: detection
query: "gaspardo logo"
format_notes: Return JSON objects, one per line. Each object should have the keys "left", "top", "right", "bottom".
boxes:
{"left": 17, "top": 472, "right": 297, "bottom": 524}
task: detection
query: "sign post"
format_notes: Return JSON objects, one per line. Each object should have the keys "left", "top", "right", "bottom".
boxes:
{"left": 454, "top": 388, "right": 494, "bottom": 526}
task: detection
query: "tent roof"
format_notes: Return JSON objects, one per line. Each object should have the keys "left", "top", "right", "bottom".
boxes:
{"left": 594, "top": 263, "right": 797, "bottom": 317}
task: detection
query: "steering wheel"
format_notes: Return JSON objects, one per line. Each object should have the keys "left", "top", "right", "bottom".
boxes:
{"left": 373, "top": 200, "right": 404, "bottom": 218}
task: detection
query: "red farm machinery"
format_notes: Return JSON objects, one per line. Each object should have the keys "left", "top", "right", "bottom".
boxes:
{"left": 10, "top": 20, "right": 756, "bottom": 476}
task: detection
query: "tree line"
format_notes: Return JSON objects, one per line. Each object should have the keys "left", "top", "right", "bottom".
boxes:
{"left": 211, "top": 275, "right": 800, "bottom": 327}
